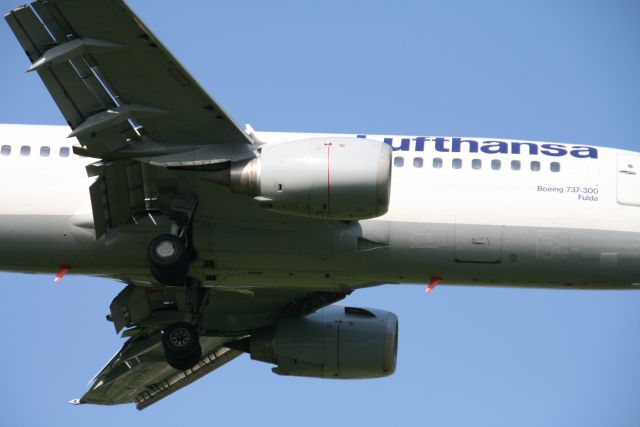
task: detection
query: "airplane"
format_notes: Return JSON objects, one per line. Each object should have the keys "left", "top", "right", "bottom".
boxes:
{"left": 3, "top": 0, "right": 639, "bottom": 411}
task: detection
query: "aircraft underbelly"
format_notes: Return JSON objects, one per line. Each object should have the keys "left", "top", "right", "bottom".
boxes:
{"left": 0, "top": 210, "right": 639, "bottom": 289}
{"left": 0, "top": 164, "right": 638, "bottom": 289}
{"left": 187, "top": 219, "right": 640, "bottom": 290}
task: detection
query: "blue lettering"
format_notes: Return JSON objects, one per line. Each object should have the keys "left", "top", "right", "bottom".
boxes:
{"left": 371, "top": 136, "right": 598, "bottom": 159}
{"left": 415, "top": 137, "right": 427, "bottom": 152}
{"left": 511, "top": 142, "right": 538, "bottom": 155}
{"left": 384, "top": 137, "right": 410, "bottom": 152}
{"left": 452, "top": 138, "right": 479, "bottom": 153}
{"left": 570, "top": 146, "right": 598, "bottom": 159}
{"left": 480, "top": 141, "right": 509, "bottom": 154}
{"left": 434, "top": 137, "right": 450, "bottom": 152}
{"left": 540, "top": 143, "right": 567, "bottom": 157}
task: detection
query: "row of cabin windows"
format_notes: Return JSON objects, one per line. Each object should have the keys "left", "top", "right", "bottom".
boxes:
{"left": 0, "top": 145, "right": 70, "bottom": 158}
{"left": 393, "top": 156, "right": 561, "bottom": 172}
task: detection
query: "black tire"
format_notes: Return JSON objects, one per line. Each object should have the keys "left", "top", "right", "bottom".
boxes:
{"left": 150, "top": 263, "right": 188, "bottom": 286}
{"left": 165, "top": 343, "right": 202, "bottom": 371}
{"left": 162, "top": 322, "right": 200, "bottom": 356}
{"left": 148, "top": 234, "right": 189, "bottom": 286}
{"left": 148, "top": 234, "right": 187, "bottom": 271}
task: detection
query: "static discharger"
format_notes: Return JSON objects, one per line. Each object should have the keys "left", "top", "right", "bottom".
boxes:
{"left": 426, "top": 277, "right": 442, "bottom": 293}
{"left": 54, "top": 266, "right": 71, "bottom": 282}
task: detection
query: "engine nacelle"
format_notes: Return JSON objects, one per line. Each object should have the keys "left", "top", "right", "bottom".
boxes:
{"left": 229, "top": 137, "right": 392, "bottom": 220}
{"left": 249, "top": 305, "right": 398, "bottom": 379}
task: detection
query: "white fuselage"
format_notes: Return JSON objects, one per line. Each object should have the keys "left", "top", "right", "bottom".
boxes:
{"left": 1, "top": 123, "right": 640, "bottom": 290}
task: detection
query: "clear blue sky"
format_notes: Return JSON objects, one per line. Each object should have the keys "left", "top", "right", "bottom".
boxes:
{"left": 0, "top": 1, "right": 639, "bottom": 426}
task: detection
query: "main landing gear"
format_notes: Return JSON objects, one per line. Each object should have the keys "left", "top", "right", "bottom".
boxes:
{"left": 148, "top": 230, "right": 201, "bottom": 370}
{"left": 162, "top": 322, "right": 202, "bottom": 371}
{"left": 148, "top": 233, "right": 201, "bottom": 369}
{"left": 146, "top": 196, "right": 202, "bottom": 370}
{"left": 147, "top": 194, "right": 198, "bottom": 287}
{"left": 149, "top": 234, "right": 202, "bottom": 369}
{"left": 147, "top": 233, "right": 190, "bottom": 286}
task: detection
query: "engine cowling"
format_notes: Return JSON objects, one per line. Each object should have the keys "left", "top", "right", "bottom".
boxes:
{"left": 229, "top": 137, "right": 392, "bottom": 220}
{"left": 249, "top": 305, "right": 398, "bottom": 379}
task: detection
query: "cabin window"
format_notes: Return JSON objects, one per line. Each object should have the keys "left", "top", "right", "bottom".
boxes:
{"left": 452, "top": 158, "right": 462, "bottom": 169}
{"left": 20, "top": 146, "right": 30, "bottom": 156}
{"left": 550, "top": 162, "right": 560, "bottom": 172}
{"left": 511, "top": 160, "right": 521, "bottom": 171}
{"left": 413, "top": 157, "right": 423, "bottom": 168}
{"left": 491, "top": 159, "right": 501, "bottom": 170}
{"left": 530, "top": 161, "right": 541, "bottom": 171}
{"left": 433, "top": 158, "right": 443, "bottom": 169}
{"left": 40, "top": 146, "right": 50, "bottom": 157}
{"left": 394, "top": 157, "right": 404, "bottom": 167}
{"left": 0, "top": 145, "right": 10, "bottom": 156}
{"left": 60, "top": 147, "right": 70, "bottom": 158}
{"left": 472, "top": 159, "right": 481, "bottom": 170}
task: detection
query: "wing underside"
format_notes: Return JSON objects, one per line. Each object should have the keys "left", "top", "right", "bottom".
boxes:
{"left": 72, "top": 283, "right": 349, "bottom": 409}
{"left": 5, "top": 0, "right": 256, "bottom": 237}
{"left": 5, "top": 0, "right": 251, "bottom": 155}
{"left": 77, "top": 330, "right": 243, "bottom": 410}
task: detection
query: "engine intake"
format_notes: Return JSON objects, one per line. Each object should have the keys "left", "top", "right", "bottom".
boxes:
{"left": 248, "top": 305, "right": 398, "bottom": 379}
{"left": 229, "top": 137, "right": 392, "bottom": 220}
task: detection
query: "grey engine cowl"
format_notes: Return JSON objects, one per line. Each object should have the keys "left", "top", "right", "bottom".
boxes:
{"left": 227, "top": 137, "right": 392, "bottom": 220}
{"left": 248, "top": 305, "right": 399, "bottom": 379}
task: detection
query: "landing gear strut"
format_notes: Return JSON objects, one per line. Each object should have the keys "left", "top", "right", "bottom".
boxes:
{"left": 148, "top": 194, "right": 198, "bottom": 286}
{"left": 162, "top": 322, "right": 202, "bottom": 370}
{"left": 148, "top": 234, "right": 189, "bottom": 286}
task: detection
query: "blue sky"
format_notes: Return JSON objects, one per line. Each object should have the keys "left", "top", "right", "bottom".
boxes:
{"left": 1, "top": 0, "right": 639, "bottom": 426}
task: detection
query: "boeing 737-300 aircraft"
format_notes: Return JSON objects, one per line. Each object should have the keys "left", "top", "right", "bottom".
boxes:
{"left": 3, "top": 0, "right": 639, "bottom": 410}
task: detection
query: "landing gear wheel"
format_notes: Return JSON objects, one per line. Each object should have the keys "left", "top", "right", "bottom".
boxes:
{"left": 165, "top": 343, "right": 202, "bottom": 371}
{"left": 162, "top": 322, "right": 202, "bottom": 370}
{"left": 150, "top": 263, "right": 189, "bottom": 287}
{"left": 163, "top": 322, "right": 199, "bottom": 355}
{"left": 148, "top": 234, "right": 188, "bottom": 286}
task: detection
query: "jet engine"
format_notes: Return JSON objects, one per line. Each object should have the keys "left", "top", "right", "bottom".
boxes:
{"left": 228, "top": 137, "right": 392, "bottom": 220}
{"left": 248, "top": 305, "right": 398, "bottom": 379}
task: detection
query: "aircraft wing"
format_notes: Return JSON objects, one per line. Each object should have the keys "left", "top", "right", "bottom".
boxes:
{"left": 6, "top": 0, "right": 257, "bottom": 237}
{"left": 73, "top": 283, "right": 348, "bottom": 409}
{"left": 75, "top": 329, "right": 244, "bottom": 410}
{"left": 5, "top": 0, "right": 252, "bottom": 156}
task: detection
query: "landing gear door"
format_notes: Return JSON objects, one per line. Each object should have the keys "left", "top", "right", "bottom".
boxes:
{"left": 616, "top": 153, "right": 640, "bottom": 206}
{"left": 454, "top": 213, "right": 503, "bottom": 263}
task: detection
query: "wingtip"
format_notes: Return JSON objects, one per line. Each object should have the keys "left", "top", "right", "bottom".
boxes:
{"left": 4, "top": 5, "right": 28, "bottom": 19}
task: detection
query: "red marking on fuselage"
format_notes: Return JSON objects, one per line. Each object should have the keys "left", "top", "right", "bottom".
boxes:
{"left": 426, "top": 276, "right": 442, "bottom": 292}
{"left": 54, "top": 266, "right": 70, "bottom": 283}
